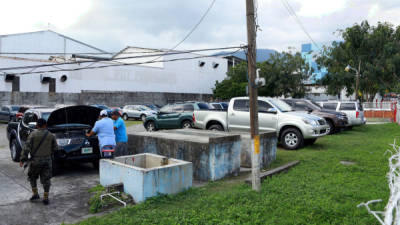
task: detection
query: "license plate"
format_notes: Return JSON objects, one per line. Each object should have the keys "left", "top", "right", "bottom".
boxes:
{"left": 81, "top": 147, "right": 93, "bottom": 154}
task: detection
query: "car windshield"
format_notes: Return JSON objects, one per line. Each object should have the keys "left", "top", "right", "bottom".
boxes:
{"left": 11, "top": 106, "right": 20, "bottom": 112}
{"left": 310, "top": 101, "right": 322, "bottom": 110}
{"left": 268, "top": 99, "right": 293, "bottom": 112}
{"left": 41, "top": 112, "right": 51, "bottom": 121}
{"left": 139, "top": 106, "right": 152, "bottom": 111}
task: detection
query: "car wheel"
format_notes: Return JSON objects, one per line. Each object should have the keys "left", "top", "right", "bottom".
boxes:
{"left": 280, "top": 128, "right": 304, "bottom": 150}
{"left": 92, "top": 161, "right": 99, "bottom": 170}
{"left": 326, "top": 120, "right": 335, "bottom": 135}
{"left": 304, "top": 138, "right": 317, "bottom": 145}
{"left": 141, "top": 114, "right": 146, "bottom": 122}
{"left": 10, "top": 139, "right": 20, "bottom": 162}
{"left": 181, "top": 120, "right": 192, "bottom": 129}
{"left": 123, "top": 114, "right": 129, "bottom": 121}
{"left": 208, "top": 124, "right": 224, "bottom": 131}
{"left": 146, "top": 121, "right": 156, "bottom": 132}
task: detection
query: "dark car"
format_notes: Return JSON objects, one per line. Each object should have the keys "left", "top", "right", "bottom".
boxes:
{"left": 0, "top": 105, "right": 22, "bottom": 122}
{"left": 143, "top": 102, "right": 204, "bottom": 131}
{"left": 282, "top": 99, "right": 348, "bottom": 134}
{"left": 7, "top": 106, "right": 101, "bottom": 174}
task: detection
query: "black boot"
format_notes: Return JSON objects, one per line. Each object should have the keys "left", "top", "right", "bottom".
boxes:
{"left": 42, "top": 192, "right": 49, "bottom": 205}
{"left": 30, "top": 187, "right": 40, "bottom": 202}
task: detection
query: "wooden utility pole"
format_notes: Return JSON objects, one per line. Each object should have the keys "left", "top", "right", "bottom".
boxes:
{"left": 246, "top": 0, "right": 260, "bottom": 191}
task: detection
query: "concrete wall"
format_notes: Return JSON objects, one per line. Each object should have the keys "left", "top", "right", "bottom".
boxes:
{"left": 0, "top": 91, "right": 212, "bottom": 107}
{"left": 100, "top": 153, "right": 192, "bottom": 203}
{"left": 239, "top": 132, "right": 277, "bottom": 168}
{"left": 127, "top": 130, "right": 241, "bottom": 181}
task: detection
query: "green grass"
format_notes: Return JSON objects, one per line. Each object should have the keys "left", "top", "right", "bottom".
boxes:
{"left": 77, "top": 124, "right": 399, "bottom": 225}
{"left": 124, "top": 120, "right": 143, "bottom": 127}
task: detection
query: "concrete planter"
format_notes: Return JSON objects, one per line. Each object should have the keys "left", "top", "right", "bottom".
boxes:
{"left": 128, "top": 130, "right": 241, "bottom": 181}
{"left": 100, "top": 153, "right": 192, "bottom": 203}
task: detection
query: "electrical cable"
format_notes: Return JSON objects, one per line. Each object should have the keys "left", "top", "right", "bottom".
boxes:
{"left": 4, "top": 48, "right": 244, "bottom": 75}
{"left": 0, "top": 46, "right": 242, "bottom": 72}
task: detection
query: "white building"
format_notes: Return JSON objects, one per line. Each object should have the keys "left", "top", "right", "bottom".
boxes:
{"left": 0, "top": 30, "right": 228, "bottom": 95}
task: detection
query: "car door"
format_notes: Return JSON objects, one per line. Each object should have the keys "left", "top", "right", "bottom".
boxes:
{"left": 228, "top": 99, "right": 250, "bottom": 132}
{"left": 164, "top": 105, "right": 184, "bottom": 128}
{"left": 156, "top": 105, "right": 174, "bottom": 129}
{"left": 258, "top": 100, "right": 278, "bottom": 132}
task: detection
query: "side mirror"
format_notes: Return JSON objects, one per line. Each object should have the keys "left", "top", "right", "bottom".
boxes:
{"left": 28, "top": 122, "right": 37, "bottom": 129}
{"left": 267, "top": 108, "right": 277, "bottom": 114}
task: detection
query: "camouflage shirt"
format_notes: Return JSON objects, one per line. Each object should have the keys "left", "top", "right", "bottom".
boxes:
{"left": 20, "top": 128, "right": 58, "bottom": 162}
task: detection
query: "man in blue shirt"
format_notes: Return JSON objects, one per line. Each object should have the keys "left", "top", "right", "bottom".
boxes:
{"left": 111, "top": 110, "right": 128, "bottom": 156}
{"left": 86, "top": 110, "right": 116, "bottom": 157}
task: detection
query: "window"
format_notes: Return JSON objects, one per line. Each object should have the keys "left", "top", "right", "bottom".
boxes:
{"left": 183, "top": 104, "right": 195, "bottom": 112}
{"left": 172, "top": 105, "right": 184, "bottom": 112}
{"left": 1, "top": 106, "right": 9, "bottom": 112}
{"left": 23, "top": 113, "right": 33, "bottom": 125}
{"left": 258, "top": 100, "right": 274, "bottom": 112}
{"left": 293, "top": 101, "right": 309, "bottom": 111}
{"left": 211, "top": 103, "right": 222, "bottom": 109}
{"left": 11, "top": 106, "right": 19, "bottom": 112}
{"left": 160, "top": 105, "right": 173, "bottom": 114}
{"left": 221, "top": 102, "right": 228, "bottom": 109}
{"left": 339, "top": 103, "right": 356, "bottom": 110}
{"left": 32, "top": 114, "right": 38, "bottom": 122}
{"left": 197, "top": 103, "right": 210, "bottom": 110}
{"left": 322, "top": 103, "right": 338, "bottom": 110}
{"left": 233, "top": 100, "right": 249, "bottom": 112}
{"left": 41, "top": 113, "right": 51, "bottom": 121}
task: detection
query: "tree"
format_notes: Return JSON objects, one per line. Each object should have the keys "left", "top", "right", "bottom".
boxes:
{"left": 317, "top": 21, "right": 400, "bottom": 101}
{"left": 213, "top": 51, "right": 312, "bottom": 100}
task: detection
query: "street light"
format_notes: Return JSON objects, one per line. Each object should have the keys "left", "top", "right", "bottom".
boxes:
{"left": 344, "top": 64, "right": 360, "bottom": 101}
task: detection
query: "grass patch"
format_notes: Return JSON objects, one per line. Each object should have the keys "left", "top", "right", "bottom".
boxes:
{"left": 124, "top": 120, "right": 143, "bottom": 127}
{"left": 77, "top": 124, "right": 398, "bottom": 224}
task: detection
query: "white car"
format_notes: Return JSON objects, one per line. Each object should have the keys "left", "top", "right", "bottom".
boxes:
{"left": 318, "top": 101, "right": 366, "bottom": 127}
{"left": 122, "top": 105, "right": 157, "bottom": 121}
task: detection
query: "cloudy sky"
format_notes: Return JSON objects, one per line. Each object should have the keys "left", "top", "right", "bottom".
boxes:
{"left": 0, "top": 0, "right": 399, "bottom": 53}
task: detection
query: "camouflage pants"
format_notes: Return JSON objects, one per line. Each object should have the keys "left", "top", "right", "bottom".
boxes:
{"left": 28, "top": 158, "right": 52, "bottom": 192}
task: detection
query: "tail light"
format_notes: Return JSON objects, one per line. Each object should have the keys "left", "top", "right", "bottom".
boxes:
{"left": 192, "top": 113, "right": 196, "bottom": 123}
{"left": 16, "top": 112, "right": 23, "bottom": 118}
{"left": 356, "top": 111, "right": 359, "bottom": 118}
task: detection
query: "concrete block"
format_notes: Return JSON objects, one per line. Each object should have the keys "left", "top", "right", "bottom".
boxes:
{"left": 238, "top": 132, "right": 277, "bottom": 168}
{"left": 127, "top": 130, "right": 241, "bottom": 181}
{"left": 100, "top": 153, "right": 192, "bottom": 203}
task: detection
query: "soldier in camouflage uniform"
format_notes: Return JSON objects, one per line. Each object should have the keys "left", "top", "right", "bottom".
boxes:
{"left": 19, "top": 118, "right": 58, "bottom": 205}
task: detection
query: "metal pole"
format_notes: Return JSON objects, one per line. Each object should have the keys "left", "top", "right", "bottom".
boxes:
{"left": 246, "top": 0, "right": 260, "bottom": 191}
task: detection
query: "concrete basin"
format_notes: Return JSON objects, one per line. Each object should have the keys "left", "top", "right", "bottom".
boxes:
{"left": 100, "top": 153, "right": 192, "bottom": 203}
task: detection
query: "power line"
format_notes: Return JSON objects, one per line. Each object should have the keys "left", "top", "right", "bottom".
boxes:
{"left": 0, "top": 46, "right": 243, "bottom": 72}
{"left": 150, "top": 0, "right": 216, "bottom": 63}
{"left": 4, "top": 48, "right": 243, "bottom": 76}
{"left": 280, "top": 0, "right": 320, "bottom": 49}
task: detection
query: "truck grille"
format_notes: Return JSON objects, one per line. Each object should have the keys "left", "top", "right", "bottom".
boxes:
{"left": 318, "top": 119, "right": 326, "bottom": 125}
{"left": 70, "top": 138, "right": 85, "bottom": 145}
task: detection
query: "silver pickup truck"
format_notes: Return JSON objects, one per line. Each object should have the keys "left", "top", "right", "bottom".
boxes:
{"left": 193, "top": 97, "right": 329, "bottom": 150}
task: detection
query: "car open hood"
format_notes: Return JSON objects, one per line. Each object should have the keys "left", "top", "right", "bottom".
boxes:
{"left": 47, "top": 105, "right": 101, "bottom": 127}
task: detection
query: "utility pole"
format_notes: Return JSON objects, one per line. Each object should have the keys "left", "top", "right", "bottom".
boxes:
{"left": 246, "top": 0, "right": 260, "bottom": 191}
{"left": 356, "top": 60, "right": 361, "bottom": 102}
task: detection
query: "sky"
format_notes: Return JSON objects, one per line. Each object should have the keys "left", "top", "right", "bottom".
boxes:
{"left": 0, "top": 0, "right": 399, "bottom": 53}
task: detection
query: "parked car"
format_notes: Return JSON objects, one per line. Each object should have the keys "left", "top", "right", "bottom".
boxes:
{"left": 318, "top": 101, "right": 366, "bottom": 128}
{"left": 143, "top": 103, "right": 196, "bottom": 131}
{"left": 7, "top": 106, "right": 102, "bottom": 175}
{"left": 193, "top": 97, "right": 329, "bottom": 150}
{"left": 0, "top": 105, "right": 22, "bottom": 122}
{"left": 281, "top": 99, "right": 349, "bottom": 134}
{"left": 122, "top": 105, "right": 157, "bottom": 121}
{"left": 144, "top": 103, "right": 160, "bottom": 112}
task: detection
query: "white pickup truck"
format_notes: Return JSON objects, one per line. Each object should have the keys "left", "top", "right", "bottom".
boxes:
{"left": 193, "top": 97, "right": 329, "bottom": 150}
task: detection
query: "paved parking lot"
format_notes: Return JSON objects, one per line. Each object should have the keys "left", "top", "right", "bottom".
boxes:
{"left": 0, "top": 124, "right": 100, "bottom": 225}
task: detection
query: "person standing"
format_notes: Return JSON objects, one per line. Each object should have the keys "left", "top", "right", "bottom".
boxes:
{"left": 111, "top": 110, "right": 128, "bottom": 156}
{"left": 19, "top": 118, "right": 58, "bottom": 205}
{"left": 86, "top": 110, "right": 116, "bottom": 158}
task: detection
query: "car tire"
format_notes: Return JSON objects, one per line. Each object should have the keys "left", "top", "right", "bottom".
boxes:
{"left": 326, "top": 120, "right": 335, "bottom": 135}
{"left": 208, "top": 124, "right": 224, "bottom": 131}
{"left": 123, "top": 114, "right": 129, "bottom": 121}
{"left": 181, "top": 120, "right": 192, "bottom": 129}
{"left": 92, "top": 161, "right": 99, "bottom": 170}
{"left": 10, "top": 139, "right": 20, "bottom": 162}
{"left": 280, "top": 128, "right": 304, "bottom": 150}
{"left": 145, "top": 121, "right": 156, "bottom": 132}
{"left": 140, "top": 114, "right": 146, "bottom": 122}
{"left": 304, "top": 138, "right": 317, "bottom": 145}
{"left": 52, "top": 159, "right": 62, "bottom": 177}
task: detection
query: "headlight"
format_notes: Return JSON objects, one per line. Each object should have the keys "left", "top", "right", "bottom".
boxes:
{"left": 57, "top": 138, "right": 71, "bottom": 146}
{"left": 302, "top": 118, "right": 318, "bottom": 126}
